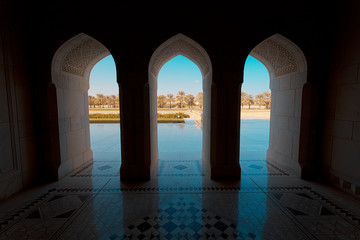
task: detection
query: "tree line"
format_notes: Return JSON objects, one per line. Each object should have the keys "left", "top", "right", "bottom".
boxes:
{"left": 157, "top": 91, "right": 203, "bottom": 109}
{"left": 88, "top": 94, "right": 119, "bottom": 108}
{"left": 88, "top": 91, "right": 271, "bottom": 109}
{"left": 241, "top": 91, "right": 271, "bottom": 109}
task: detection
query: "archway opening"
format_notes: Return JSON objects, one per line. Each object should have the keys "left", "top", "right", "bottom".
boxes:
{"left": 240, "top": 56, "right": 271, "bottom": 171}
{"left": 240, "top": 34, "right": 308, "bottom": 177}
{"left": 51, "top": 33, "right": 120, "bottom": 179}
{"left": 148, "top": 33, "right": 212, "bottom": 177}
{"left": 88, "top": 55, "right": 121, "bottom": 174}
{"left": 156, "top": 55, "right": 203, "bottom": 177}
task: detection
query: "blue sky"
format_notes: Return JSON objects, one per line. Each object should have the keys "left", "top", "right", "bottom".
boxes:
{"left": 242, "top": 56, "right": 270, "bottom": 95}
{"left": 157, "top": 55, "right": 202, "bottom": 96}
{"left": 89, "top": 55, "right": 270, "bottom": 97}
{"left": 89, "top": 55, "right": 117, "bottom": 97}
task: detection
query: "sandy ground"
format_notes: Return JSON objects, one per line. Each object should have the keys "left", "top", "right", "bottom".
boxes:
{"left": 89, "top": 109, "right": 270, "bottom": 120}
{"left": 239, "top": 110, "right": 270, "bottom": 120}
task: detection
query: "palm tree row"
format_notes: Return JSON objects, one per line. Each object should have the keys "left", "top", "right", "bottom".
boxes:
{"left": 88, "top": 94, "right": 119, "bottom": 108}
{"left": 88, "top": 91, "right": 271, "bottom": 109}
{"left": 157, "top": 91, "right": 203, "bottom": 109}
{"left": 241, "top": 91, "right": 271, "bottom": 109}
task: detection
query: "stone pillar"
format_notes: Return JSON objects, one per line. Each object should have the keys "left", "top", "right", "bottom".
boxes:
{"left": 119, "top": 71, "right": 152, "bottom": 180}
{"left": 210, "top": 71, "right": 241, "bottom": 179}
{"left": 298, "top": 82, "right": 320, "bottom": 179}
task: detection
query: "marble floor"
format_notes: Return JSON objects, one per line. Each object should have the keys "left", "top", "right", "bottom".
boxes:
{"left": 0, "top": 122, "right": 360, "bottom": 239}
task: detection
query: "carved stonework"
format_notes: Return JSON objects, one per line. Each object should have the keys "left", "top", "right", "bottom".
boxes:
{"left": 251, "top": 39, "right": 297, "bottom": 76}
{"left": 61, "top": 39, "right": 108, "bottom": 76}
{"left": 150, "top": 34, "right": 210, "bottom": 76}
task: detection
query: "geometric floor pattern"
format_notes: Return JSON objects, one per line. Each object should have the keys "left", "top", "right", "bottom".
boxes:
{"left": 1, "top": 123, "right": 360, "bottom": 239}
{"left": 1, "top": 156, "right": 360, "bottom": 240}
{"left": 118, "top": 198, "right": 240, "bottom": 240}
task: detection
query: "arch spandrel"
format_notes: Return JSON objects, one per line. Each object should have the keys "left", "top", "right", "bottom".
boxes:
{"left": 52, "top": 33, "right": 111, "bottom": 81}
{"left": 249, "top": 34, "right": 307, "bottom": 78}
{"left": 149, "top": 34, "right": 212, "bottom": 78}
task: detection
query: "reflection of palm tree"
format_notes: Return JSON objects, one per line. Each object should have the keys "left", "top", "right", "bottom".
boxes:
{"left": 177, "top": 124, "right": 185, "bottom": 129}
{"left": 167, "top": 93, "right": 174, "bottom": 109}
{"left": 177, "top": 91, "right": 185, "bottom": 108}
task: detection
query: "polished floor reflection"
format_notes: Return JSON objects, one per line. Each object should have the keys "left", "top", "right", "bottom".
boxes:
{"left": 0, "top": 121, "right": 360, "bottom": 239}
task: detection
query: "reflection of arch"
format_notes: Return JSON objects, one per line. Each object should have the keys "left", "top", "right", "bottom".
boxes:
{"left": 51, "top": 33, "right": 113, "bottom": 178}
{"left": 247, "top": 33, "right": 308, "bottom": 176}
{"left": 148, "top": 33, "right": 212, "bottom": 174}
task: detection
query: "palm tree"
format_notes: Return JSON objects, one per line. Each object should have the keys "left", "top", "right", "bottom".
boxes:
{"left": 247, "top": 94, "right": 254, "bottom": 109}
{"left": 167, "top": 93, "right": 174, "bottom": 109}
{"left": 105, "top": 96, "right": 111, "bottom": 108}
{"left": 263, "top": 91, "right": 271, "bottom": 109}
{"left": 117, "top": 94, "right": 120, "bottom": 109}
{"left": 185, "top": 94, "right": 195, "bottom": 109}
{"left": 196, "top": 92, "right": 203, "bottom": 108}
{"left": 241, "top": 91, "right": 248, "bottom": 109}
{"left": 255, "top": 93, "right": 265, "bottom": 109}
{"left": 110, "top": 94, "right": 117, "bottom": 108}
{"left": 96, "top": 94, "right": 104, "bottom": 108}
{"left": 177, "top": 91, "right": 185, "bottom": 108}
{"left": 157, "top": 95, "right": 167, "bottom": 108}
{"left": 88, "top": 95, "right": 95, "bottom": 108}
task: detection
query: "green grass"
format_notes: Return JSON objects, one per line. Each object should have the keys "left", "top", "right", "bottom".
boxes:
{"left": 89, "top": 108, "right": 119, "bottom": 111}
{"left": 89, "top": 118, "right": 185, "bottom": 123}
{"left": 157, "top": 118, "right": 185, "bottom": 123}
{"left": 89, "top": 118, "right": 120, "bottom": 123}
{"left": 89, "top": 112, "right": 188, "bottom": 123}
{"left": 157, "top": 112, "right": 190, "bottom": 119}
{"left": 89, "top": 113, "right": 120, "bottom": 119}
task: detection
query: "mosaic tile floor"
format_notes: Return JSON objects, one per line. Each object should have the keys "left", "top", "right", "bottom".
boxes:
{"left": 1, "top": 157, "right": 360, "bottom": 240}
{"left": 1, "top": 123, "right": 360, "bottom": 239}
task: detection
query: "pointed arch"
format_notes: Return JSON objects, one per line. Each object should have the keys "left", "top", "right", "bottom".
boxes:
{"left": 148, "top": 33, "right": 213, "bottom": 174}
{"left": 51, "top": 33, "right": 116, "bottom": 178}
{"left": 245, "top": 33, "right": 308, "bottom": 176}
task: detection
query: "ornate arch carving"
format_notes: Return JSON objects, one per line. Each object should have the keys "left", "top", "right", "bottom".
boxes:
{"left": 149, "top": 33, "right": 212, "bottom": 78}
{"left": 250, "top": 34, "right": 307, "bottom": 77}
{"left": 52, "top": 33, "right": 110, "bottom": 78}
{"left": 61, "top": 38, "right": 108, "bottom": 76}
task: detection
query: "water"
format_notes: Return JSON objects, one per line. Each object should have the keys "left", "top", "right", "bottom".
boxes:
{"left": 90, "top": 119, "right": 270, "bottom": 162}
{"left": 240, "top": 119, "right": 270, "bottom": 161}
{"left": 158, "top": 120, "right": 202, "bottom": 161}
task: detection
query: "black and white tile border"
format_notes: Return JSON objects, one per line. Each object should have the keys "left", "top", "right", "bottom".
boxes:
{"left": 1, "top": 185, "right": 359, "bottom": 236}
{"left": 0, "top": 188, "right": 56, "bottom": 232}
{"left": 304, "top": 186, "right": 360, "bottom": 227}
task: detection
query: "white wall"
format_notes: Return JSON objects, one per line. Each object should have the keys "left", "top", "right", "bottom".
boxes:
{"left": 51, "top": 71, "right": 93, "bottom": 178}
{"left": 266, "top": 71, "right": 306, "bottom": 175}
